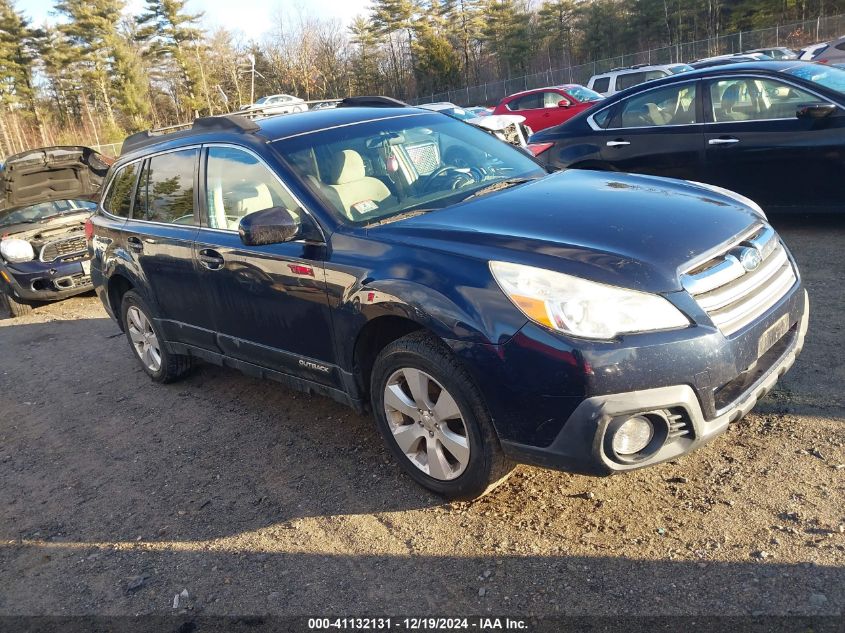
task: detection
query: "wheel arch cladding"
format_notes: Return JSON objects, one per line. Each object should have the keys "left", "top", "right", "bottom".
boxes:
{"left": 107, "top": 274, "right": 134, "bottom": 330}
{"left": 353, "top": 314, "right": 426, "bottom": 399}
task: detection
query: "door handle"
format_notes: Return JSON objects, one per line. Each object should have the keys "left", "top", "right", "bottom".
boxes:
{"left": 606, "top": 140, "right": 631, "bottom": 147}
{"left": 198, "top": 248, "right": 225, "bottom": 270}
{"left": 708, "top": 138, "right": 740, "bottom": 145}
{"left": 127, "top": 236, "right": 143, "bottom": 253}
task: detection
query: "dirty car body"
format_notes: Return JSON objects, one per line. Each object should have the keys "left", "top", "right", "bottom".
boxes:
{"left": 90, "top": 106, "right": 807, "bottom": 498}
{"left": 0, "top": 146, "right": 108, "bottom": 308}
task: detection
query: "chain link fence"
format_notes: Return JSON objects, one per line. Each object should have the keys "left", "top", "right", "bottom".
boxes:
{"left": 414, "top": 13, "right": 845, "bottom": 107}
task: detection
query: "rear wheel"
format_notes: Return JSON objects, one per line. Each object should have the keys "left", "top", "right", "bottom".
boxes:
{"left": 121, "top": 291, "right": 193, "bottom": 383}
{"left": 0, "top": 290, "right": 33, "bottom": 318}
{"left": 370, "top": 332, "right": 514, "bottom": 499}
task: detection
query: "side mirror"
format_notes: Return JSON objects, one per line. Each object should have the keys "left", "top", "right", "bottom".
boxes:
{"left": 796, "top": 103, "right": 837, "bottom": 119}
{"left": 238, "top": 207, "right": 299, "bottom": 246}
{"left": 558, "top": 99, "right": 570, "bottom": 108}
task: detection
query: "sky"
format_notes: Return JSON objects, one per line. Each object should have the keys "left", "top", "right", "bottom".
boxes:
{"left": 22, "top": 0, "right": 372, "bottom": 41}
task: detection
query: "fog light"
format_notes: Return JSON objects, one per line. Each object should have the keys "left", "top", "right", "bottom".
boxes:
{"left": 611, "top": 416, "right": 654, "bottom": 455}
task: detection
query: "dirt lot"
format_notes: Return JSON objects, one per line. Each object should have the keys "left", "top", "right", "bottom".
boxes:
{"left": 0, "top": 215, "right": 843, "bottom": 620}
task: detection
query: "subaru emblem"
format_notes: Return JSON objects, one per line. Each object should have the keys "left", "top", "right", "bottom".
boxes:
{"left": 739, "top": 246, "right": 762, "bottom": 272}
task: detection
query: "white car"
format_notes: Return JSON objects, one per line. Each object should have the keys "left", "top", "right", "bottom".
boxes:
{"left": 240, "top": 94, "right": 308, "bottom": 116}
{"left": 587, "top": 63, "right": 694, "bottom": 96}
{"left": 798, "top": 42, "right": 831, "bottom": 60}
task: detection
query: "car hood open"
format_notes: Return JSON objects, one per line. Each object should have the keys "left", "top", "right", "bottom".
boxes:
{"left": 0, "top": 146, "right": 110, "bottom": 213}
{"left": 376, "top": 169, "right": 763, "bottom": 293}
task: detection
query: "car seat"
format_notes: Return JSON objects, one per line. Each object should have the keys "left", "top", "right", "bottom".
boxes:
{"left": 719, "top": 84, "right": 751, "bottom": 121}
{"left": 326, "top": 149, "right": 393, "bottom": 219}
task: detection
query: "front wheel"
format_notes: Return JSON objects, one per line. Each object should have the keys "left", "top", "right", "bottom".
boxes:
{"left": 0, "top": 290, "right": 33, "bottom": 318}
{"left": 370, "top": 332, "right": 514, "bottom": 499}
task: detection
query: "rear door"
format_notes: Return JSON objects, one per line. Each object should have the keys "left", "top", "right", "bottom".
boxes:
{"left": 598, "top": 80, "right": 704, "bottom": 179}
{"left": 194, "top": 144, "right": 339, "bottom": 386}
{"left": 126, "top": 147, "right": 216, "bottom": 349}
{"left": 703, "top": 75, "right": 845, "bottom": 212}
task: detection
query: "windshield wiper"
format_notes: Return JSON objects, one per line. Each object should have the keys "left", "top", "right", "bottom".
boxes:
{"left": 460, "top": 177, "right": 538, "bottom": 202}
{"left": 364, "top": 209, "right": 434, "bottom": 228}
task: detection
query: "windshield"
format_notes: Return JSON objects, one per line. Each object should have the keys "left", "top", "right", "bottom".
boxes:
{"left": 566, "top": 86, "right": 604, "bottom": 102}
{"left": 784, "top": 64, "right": 845, "bottom": 94}
{"left": 0, "top": 199, "right": 96, "bottom": 227}
{"left": 274, "top": 112, "right": 545, "bottom": 225}
{"left": 669, "top": 64, "right": 694, "bottom": 74}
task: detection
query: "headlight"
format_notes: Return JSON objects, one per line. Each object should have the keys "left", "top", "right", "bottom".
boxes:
{"left": 490, "top": 261, "right": 690, "bottom": 340}
{"left": 687, "top": 180, "right": 767, "bottom": 220}
{"left": 0, "top": 238, "right": 35, "bottom": 263}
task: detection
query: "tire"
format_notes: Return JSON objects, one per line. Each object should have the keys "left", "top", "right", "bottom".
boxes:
{"left": 370, "top": 331, "right": 514, "bottom": 500}
{"left": 0, "top": 290, "right": 33, "bottom": 318}
{"left": 121, "top": 290, "right": 193, "bottom": 383}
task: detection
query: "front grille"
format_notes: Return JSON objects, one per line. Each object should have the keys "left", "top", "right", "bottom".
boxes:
{"left": 681, "top": 224, "right": 797, "bottom": 336}
{"left": 40, "top": 236, "right": 87, "bottom": 262}
{"left": 53, "top": 273, "right": 91, "bottom": 290}
{"left": 406, "top": 142, "right": 440, "bottom": 175}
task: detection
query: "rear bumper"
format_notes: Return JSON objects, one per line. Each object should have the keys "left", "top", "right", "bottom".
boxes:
{"left": 0, "top": 258, "right": 93, "bottom": 302}
{"left": 499, "top": 290, "right": 809, "bottom": 474}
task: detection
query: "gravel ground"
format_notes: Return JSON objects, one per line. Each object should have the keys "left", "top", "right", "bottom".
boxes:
{"left": 0, "top": 215, "right": 842, "bottom": 619}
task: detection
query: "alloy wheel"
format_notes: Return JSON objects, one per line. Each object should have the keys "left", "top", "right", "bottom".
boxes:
{"left": 126, "top": 305, "right": 161, "bottom": 372}
{"left": 383, "top": 368, "right": 470, "bottom": 480}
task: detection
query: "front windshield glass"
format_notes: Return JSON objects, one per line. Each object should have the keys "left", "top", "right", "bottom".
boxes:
{"left": 0, "top": 199, "right": 96, "bottom": 227}
{"left": 784, "top": 64, "right": 845, "bottom": 94}
{"left": 669, "top": 64, "right": 694, "bottom": 74}
{"left": 274, "top": 112, "right": 545, "bottom": 225}
{"left": 566, "top": 86, "right": 604, "bottom": 102}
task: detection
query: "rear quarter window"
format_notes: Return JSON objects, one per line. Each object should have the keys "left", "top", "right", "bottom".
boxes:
{"left": 103, "top": 163, "right": 138, "bottom": 218}
{"left": 592, "top": 77, "right": 611, "bottom": 93}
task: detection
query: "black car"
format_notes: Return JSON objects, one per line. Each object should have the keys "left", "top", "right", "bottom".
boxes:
{"left": 90, "top": 101, "right": 808, "bottom": 499}
{"left": 0, "top": 146, "right": 109, "bottom": 317}
{"left": 529, "top": 61, "right": 845, "bottom": 213}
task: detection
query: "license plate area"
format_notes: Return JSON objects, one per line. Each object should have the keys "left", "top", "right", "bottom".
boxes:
{"left": 81, "top": 259, "right": 91, "bottom": 275}
{"left": 758, "top": 314, "right": 789, "bottom": 359}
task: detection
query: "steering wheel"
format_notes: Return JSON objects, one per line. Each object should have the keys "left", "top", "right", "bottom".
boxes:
{"left": 418, "top": 166, "right": 477, "bottom": 194}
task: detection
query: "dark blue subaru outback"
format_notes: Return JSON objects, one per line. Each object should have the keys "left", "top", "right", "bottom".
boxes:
{"left": 90, "top": 99, "right": 808, "bottom": 499}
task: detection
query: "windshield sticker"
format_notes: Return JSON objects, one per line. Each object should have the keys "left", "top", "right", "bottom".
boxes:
{"left": 353, "top": 200, "right": 379, "bottom": 213}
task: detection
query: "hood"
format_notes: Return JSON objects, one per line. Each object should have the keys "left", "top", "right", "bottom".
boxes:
{"left": 375, "top": 170, "right": 761, "bottom": 293}
{"left": 0, "top": 146, "right": 110, "bottom": 213}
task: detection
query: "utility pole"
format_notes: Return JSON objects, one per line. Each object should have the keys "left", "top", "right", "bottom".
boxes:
{"left": 249, "top": 54, "right": 256, "bottom": 105}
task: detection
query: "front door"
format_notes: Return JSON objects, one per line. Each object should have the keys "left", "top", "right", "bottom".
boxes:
{"left": 703, "top": 75, "right": 845, "bottom": 212}
{"left": 194, "top": 145, "right": 339, "bottom": 387}
{"left": 599, "top": 80, "right": 704, "bottom": 180}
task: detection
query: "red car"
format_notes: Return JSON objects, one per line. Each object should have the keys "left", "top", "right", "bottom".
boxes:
{"left": 492, "top": 84, "right": 604, "bottom": 133}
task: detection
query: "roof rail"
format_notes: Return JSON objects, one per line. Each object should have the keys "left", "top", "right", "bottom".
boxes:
{"left": 338, "top": 96, "right": 409, "bottom": 108}
{"left": 120, "top": 114, "right": 260, "bottom": 156}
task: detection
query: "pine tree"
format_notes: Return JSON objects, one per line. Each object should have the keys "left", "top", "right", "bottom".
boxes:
{"left": 0, "top": 0, "right": 36, "bottom": 114}
{"left": 136, "top": 0, "right": 206, "bottom": 119}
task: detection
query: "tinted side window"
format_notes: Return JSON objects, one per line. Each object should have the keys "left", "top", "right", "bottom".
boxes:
{"left": 592, "top": 77, "right": 610, "bottom": 93}
{"left": 616, "top": 72, "right": 646, "bottom": 90}
{"left": 103, "top": 163, "right": 138, "bottom": 218}
{"left": 145, "top": 149, "right": 199, "bottom": 225}
{"left": 204, "top": 147, "right": 299, "bottom": 230}
{"left": 620, "top": 83, "right": 697, "bottom": 127}
{"left": 709, "top": 78, "right": 827, "bottom": 122}
{"left": 508, "top": 93, "right": 543, "bottom": 110}
{"left": 592, "top": 107, "right": 614, "bottom": 129}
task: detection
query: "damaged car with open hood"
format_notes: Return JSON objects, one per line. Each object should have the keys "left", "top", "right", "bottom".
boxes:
{"left": 0, "top": 146, "right": 109, "bottom": 317}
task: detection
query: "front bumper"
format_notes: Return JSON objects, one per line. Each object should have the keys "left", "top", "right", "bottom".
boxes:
{"left": 497, "top": 290, "right": 809, "bottom": 474}
{"left": 0, "top": 258, "right": 93, "bottom": 302}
